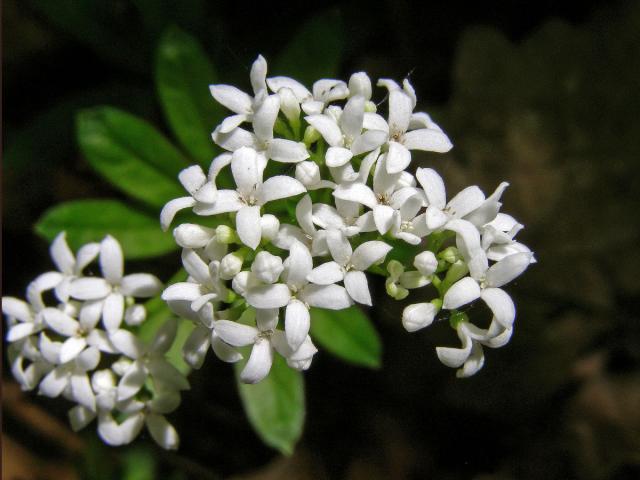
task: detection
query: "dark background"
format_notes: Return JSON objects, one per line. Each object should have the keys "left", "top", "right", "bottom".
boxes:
{"left": 3, "top": 0, "right": 640, "bottom": 479}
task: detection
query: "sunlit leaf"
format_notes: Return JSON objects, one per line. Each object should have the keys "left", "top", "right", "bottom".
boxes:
{"left": 35, "top": 199, "right": 177, "bottom": 259}
{"left": 235, "top": 354, "right": 304, "bottom": 455}
{"left": 77, "top": 107, "right": 188, "bottom": 208}
{"left": 310, "top": 306, "right": 382, "bottom": 369}
{"left": 156, "top": 26, "right": 223, "bottom": 165}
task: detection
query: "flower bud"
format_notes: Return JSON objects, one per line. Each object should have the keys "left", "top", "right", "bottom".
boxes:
{"left": 399, "top": 271, "right": 430, "bottom": 289}
{"left": 220, "top": 252, "right": 244, "bottom": 280}
{"left": 124, "top": 304, "right": 146, "bottom": 326}
{"left": 278, "top": 87, "right": 301, "bottom": 124}
{"left": 387, "top": 260, "right": 405, "bottom": 281}
{"left": 174, "top": 224, "right": 216, "bottom": 248}
{"left": 385, "top": 277, "right": 409, "bottom": 300}
{"left": 232, "top": 271, "right": 250, "bottom": 295}
{"left": 295, "top": 161, "right": 321, "bottom": 186}
{"left": 402, "top": 302, "right": 438, "bottom": 332}
{"left": 438, "top": 246, "right": 460, "bottom": 264}
{"left": 348, "top": 72, "right": 372, "bottom": 100}
{"left": 260, "top": 214, "right": 280, "bottom": 241}
{"left": 303, "top": 126, "right": 321, "bottom": 146}
{"left": 111, "top": 358, "right": 132, "bottom": 377}
{"left": 364, "top": 100, "right": 377, "bottom": 113}
{"left": 215, "top": 225, "right": 238, "bottom": 244}
{"left": 414, "top": 251, "right": 438, "bottom": 276}
{"left": 251, "top": 251, "right": 284, "bottom": 284}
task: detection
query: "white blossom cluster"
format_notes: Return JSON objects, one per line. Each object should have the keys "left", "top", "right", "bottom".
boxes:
{"left": 159, "top": 55, "right": 535, "bottom": 382}
{"left": 2, "top": 233, "right": 187, "bottom": 449}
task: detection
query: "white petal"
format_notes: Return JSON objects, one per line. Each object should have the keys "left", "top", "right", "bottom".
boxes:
{"left": 403, "top": 128, "right": 452, "bottom": 153}
{"left": 79, "top": 299, "right": 103, "bottom": 331}
{"left": 326, "top": 229, "right": 353, "bottom": 266}
{"left": 7, "top": 323, "right": 39, "bottom": 342}
{"left": 219, "top": 113, "right": 249, "bottom": 133}
{"left": 39, "top": 333, "right": 62, "bottom": 363}
{"left": 481, "top": 287, "right": 516, "bottom": 328}
{"left": 50, "top": 232, "right": 75, "bottom": 275}
{"left": 117, "top": 360, "right": 147, "bottom": 400}
{"left": 285, "top": 240, "right": 313, "bottom": 289}
{"left": 211, "top": 126, "right": 258, "bottom": 152}
{"left": 388, "top": 90, "right": 413, "bottom": 135}
{"left": 447, "top": 186, "right": 485, "bottom": 219}
{"left": 147, "top": 358, "right": 189, "bottom": 391}
{"left": 236, "top": 205, "right": 262, "bottom": 250}
{"left": 39, "top": 367, "right": 68, "bottom": 397}
{"left": 351, "top": 130, "right": 387, "bottom": 156}
{"left": 373, "top": 205, "right": 396, "bottom": 234}
{"left": 75, "top": 243, "right": 101, "bottom": 273}
{"left": 100, "top": 235, "right": 123, "bottom": 284}
{"left": 211, "top": 331, "right": 243, "bottom": 363}
{"left": 75, "top": 346, "right": 100, "bottom": 371}
{"left": 160, "top": 197, "right": 196, "bottom": 231}
{"left": 340, "top": 95, "right": 365, "bottom": 140}
{"left": 486, "top": 252, "right": 533, "bottom": 288}
{"left": 161, "top": 282, "right": 202, "bottom": 303}
{"left": 68, "top": 405, "right": 95, "bottom": 432}
{"left": 1, "top": 297, "right": 32, "bottom": 322}
{"left": 349, "top": 72, "right": 372, "bottom": 99}
{"left": 267, "top": 139, "right": 310, "bottom": 163}
{"left": 209, "top": 84, "right": 252, "bottom": 114}
{"left": 231, "top": 147, "right": 260, "bottom": 195}
{"left": 120, "top": 274, "right": 162, "bottom": 297}
{"left": 386, "top": 141, "right": 412, "bottom": 174}
{"left": 182, "top": 326, "right": 210, "bottom": 369}
{"left": 214, "top": 320, "right": 259, "bottom": 347}
{"left": 86, "top": 329, "right": 117, "bottom": 353}
{"left": 300, "top": 284, "right": 353, "bottom": 309}
{"left": 173, "top": 224, "right": 216, "bottom": 248}
{"left": 68, "top": 277, "right": 111, "bottom": 300}
{"left": 240, "top": 338, "right": 273, "bottom": 384}
{"left": 98, "top": 412, "right": 145, "bottom": 447}
{"left": 193, "top": 189, "right": 243, "bottom": 215}
{"left": 27, "top": 271, "right": 64, "bottom": 310}
{"left": 456, "top": 341, "right": 485, "bottom": 378}
{"left": 246, "top": 284, "right": 292, "bottom": 309}
{"left": 109, "top": 329, "right": 144, "bottom": 359}
{"left": 363, "top": 112, "right": 389, "bottom": 132}
{"left": 307, "top": 261, "right": 344, "bottom": 285}
{"left": 285, "top": 300, "right": 310, "bottom": 351}
{"left": 442, "top": 277, "right": 481, "bottom": 310}
{"left": 43, "top": 308, "right": 79, "bottom": 336}
{"left": 402, "top": 303, "right": 437, "bottom": 332}
{"left": 445, "top": 219, "right": 482, "bottom": 261}
{"left": 146, "top": 414, "right": 179, "bottom": 450}
{"left": 70, "top": 373, "right": 96, "bottom": 411}
{"left": 102, "top": 292, "right": 124, "bottom": 332}
{"left": 416, "top": 168, "right": 446, "bottom": 209}
{"left": 344, "top": 270, "right": 372, "bottom": 306}
{"left": 253, "top": 94, "right": 280, "bottom": 142}
{"left": 267, "top": 76, "right": 311, "bottom": 100}
{"left": 257, "top": 176, "right": 306, "bottom": 205}
{"left": 325, "top": 146, "right": 353, "bottom": 167}
{"left": 305, "top": 114, "right": 342, "bottom": 146}
{"left": 436, "top": 330, "right": 472, "bottom": 368}
{"left": 60, "top": 337, "right": 87, "bottom": 363}
{"left": 296, "top": 194, "right": 316, "bottom": 236}
{"left": 178, "top": 165, "right": 206, "bottom": 195}
{"left": 351, "top": 241, "right": 392, "bottom": 271}
{"left": 151, "top": 318, "right": 178, "bottom": 353}
{"left": 333, "top": 183, "right": 377, "bottom": 209}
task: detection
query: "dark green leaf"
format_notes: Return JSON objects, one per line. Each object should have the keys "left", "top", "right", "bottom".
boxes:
{"left": 310, "top": 306, "right": 382, "bottom": 369}
{"left": 235, "top": 354, "right": 304, "bottom": 455}
{"left": 35, "top": 199, "right": 177, "bottom": 259}
{"left": 273, "top": 9, "right": 344, "bottom": 85}
{"left": 122, "top": 446, "right": 156, "bottom": 480}
{"left": 77, "top": 107, "right": 188, "bottom": 208}
{"left": 156, "top": 27, "right": 223, "bottom": 165}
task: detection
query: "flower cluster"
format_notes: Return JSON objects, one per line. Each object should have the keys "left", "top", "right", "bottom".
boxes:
{"left": 2, "top": 234, "right": 187, "bottom": 449}
{"left": 160, "top": 55, "right": 535, "bottom": 382}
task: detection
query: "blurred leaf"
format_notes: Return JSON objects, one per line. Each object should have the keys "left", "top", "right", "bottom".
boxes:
{"left": 273, "top": 9, "right": 344, "bottom": 85}
{"left": 77, "top": 107, "right": 187, "bottom": 208}
{"left": 132, "top": 0, "right": 208, "bottom": 38}
{"left": 27, "top": 0, "right": 149, "bottom": 73}
{"left": 122, "top": 446, "right": 156, "bottom": 480}
{"left": 35, "top": 199, "right": 177, "bottom": 259}
{"left": 310, "top": 306, "right": 382, "bottom": 369}
{"left": 235, "top": 354, "right": 304, "bottom": 455}
{"left": 156, "top": 26, "right": 223, "bottom": 165}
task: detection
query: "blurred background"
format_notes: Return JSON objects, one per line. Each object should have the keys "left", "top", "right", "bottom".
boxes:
{"left": 3, "top": 0, "right": 640, "bottom": 478}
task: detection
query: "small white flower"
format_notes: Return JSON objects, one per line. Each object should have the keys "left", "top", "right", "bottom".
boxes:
{"left": 267, "top": 75, "right": 349, "bottom": 115}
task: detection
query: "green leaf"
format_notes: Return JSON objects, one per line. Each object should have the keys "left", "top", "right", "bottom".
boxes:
{"left": 235, "top": 354, "right": 305, "bottom": 455}
{"left": 273, "top": 9, "right": 344, "bottom": 85}
{"left": 310, "top": 306, "right": 382, "bottom": 369}
{"left": 156, "top": 27, "right": 223, "bottom": 165}
{"left": 35, "top": 199, "right": 177, "bottom": 259}
{"left": 121, "top": 446, "right": 156, "bottom": 480}
{"left": 77, "top": 107, "right": 188, "bottom": 208}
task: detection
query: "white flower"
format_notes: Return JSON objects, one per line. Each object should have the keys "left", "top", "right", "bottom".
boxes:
{"left": 378, "top": 80, "right": 452, "bottom": 173}
{"left": 67, "top": 236, "right": 162, "bottom": 331}
{"left": 214, "top": 308, "right": 317, "bottom": 384}
{"left": 267, "top": 75, "right": 349, "bottom": 115}
{"left": 48, "top": 232, "right": 100, "bottom": 302}
{"left": 245, "top": 240, "right": 352, "bottom": 350}
{"left": 481, "top": 213, "right": 536, "bottom": 263}
{"left": 273, "top": 194, "right": 329, "bottom": 255}
{"left": 194, "top": 147, "right": 306, "bottom": 249}
{"left": 308, "top": 230, "right": 391, "bottom": 306}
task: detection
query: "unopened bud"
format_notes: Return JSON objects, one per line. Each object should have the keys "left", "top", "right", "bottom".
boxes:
{"left": 385, "top": 277, "right": 409, "bottom": 300}
{"left": 215, "top": 225, "right": 238, "bottom": 244}
{"left": 278, "top": 87, "right": 301, "bottom": 124}
{"left": 348, "top": 72, "right": 372, "bottom": 100}
{"left": 303, "top": 126, "right": 321, "bottom": 146}
{"left": 251, "top": 251, "right": 284, "bottom": 284}
{"left": 174, "top": 223, "right": 216, "bottom": 248}
{"left": 364, "top": 100, "right": 377, "bottom": 113}
{"left": 387, "top": 260, "right": 405, "bottom": 281}
{"left": 295, "top": 161, "right": 321, "bottom": 186}
{"left": 220, "top": 252, "right": 244, "bottom": 280}
{"left": 438, "top": 246, "right": 460, "bottom": 264}
{"left": 414, "top": 251, "right": 438, "bottom": 276}
{"left": 260, "top": 214, "right": 280, "bottom": 241}
{"left": 124, "top": 304, "right": 146, "bottom": 326}
{"left": 402, "top": 302, "right": 438, "bottom": 332}
{"left": 399, "top": 271, "right": 430, "bottom": 289}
